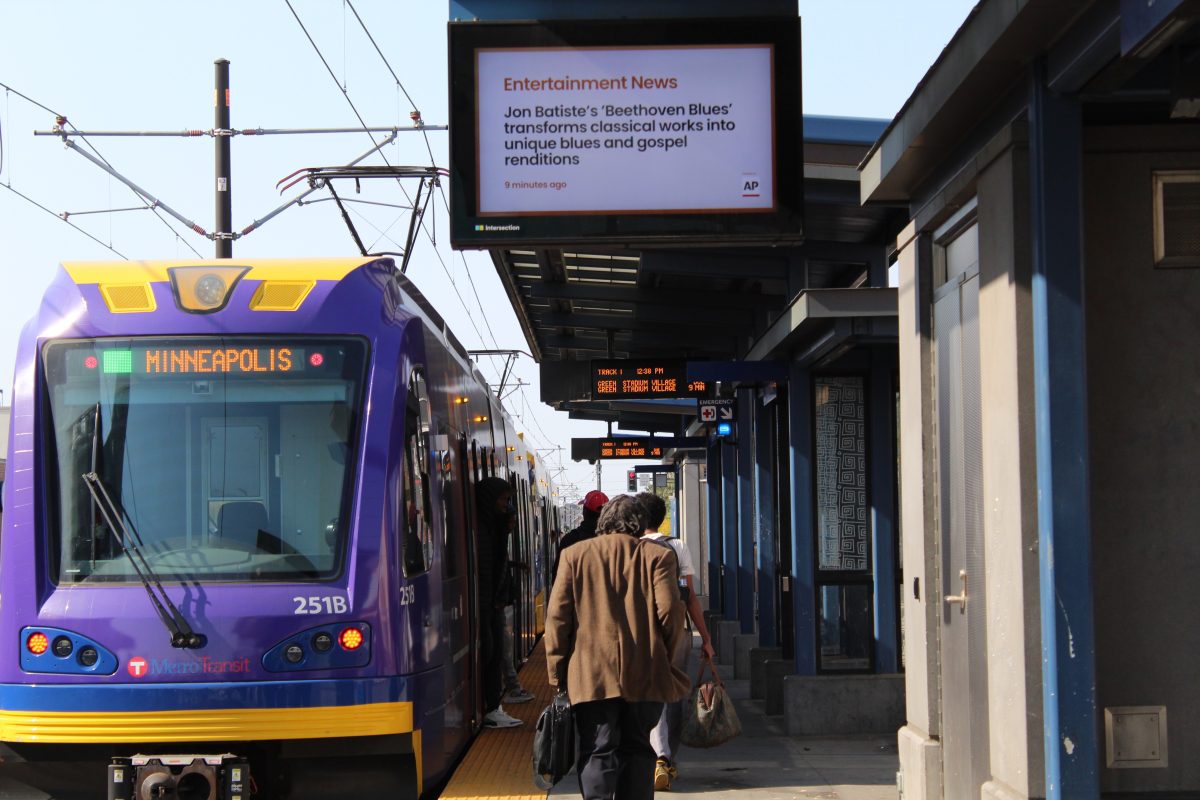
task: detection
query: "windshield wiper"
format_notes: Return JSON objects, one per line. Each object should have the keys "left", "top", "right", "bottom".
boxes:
{"left": 81, "top": 472, "right": 205, "bottom": 649}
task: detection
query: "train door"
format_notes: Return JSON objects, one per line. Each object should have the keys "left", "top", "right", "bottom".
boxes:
{"left": 466, "top": 440, "right": 484, "bottom": 727}
{"left": 201, "top": 417, "right": 269, "bottom": 544}
{"left": 439, "top": 431, "right": 474, "bottom": 759}
{"left": 933, "top": 220, "right": 990, "bottom": 798}
{"left": 399, "top": 370, "right": 436, "bottom": 665}
{"left": 514, "top": 477, "right": 531, "bottom": 658}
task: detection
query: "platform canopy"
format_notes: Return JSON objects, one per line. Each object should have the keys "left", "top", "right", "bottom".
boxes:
{"left": 486, "top": 116, "right": 906, "bottom": 433}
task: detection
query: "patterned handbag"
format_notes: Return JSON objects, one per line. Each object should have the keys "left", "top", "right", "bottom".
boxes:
{"left": 680, "top": 656, "right": 742, "bottom": 748}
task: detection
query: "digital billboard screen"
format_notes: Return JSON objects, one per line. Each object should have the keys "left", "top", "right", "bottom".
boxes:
{"left": 449, "top": 17, "right": 802, "bottom": 248}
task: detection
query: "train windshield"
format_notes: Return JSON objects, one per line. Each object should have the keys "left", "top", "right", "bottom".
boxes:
{"left": 41, "top": 337, "right": 368, "bottom": 584}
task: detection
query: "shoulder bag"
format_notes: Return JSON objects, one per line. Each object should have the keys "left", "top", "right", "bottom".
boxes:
{"left": 680, "top": 655, "right": 742, "bottom": 748}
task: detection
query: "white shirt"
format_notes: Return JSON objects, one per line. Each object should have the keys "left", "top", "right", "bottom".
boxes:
{"left": 643, "top": 533, "right": 695, "bottom": 578}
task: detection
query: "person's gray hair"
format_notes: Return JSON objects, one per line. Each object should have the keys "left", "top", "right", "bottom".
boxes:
{"left": 595, "top": 494, "right": 646, "bottom": 537}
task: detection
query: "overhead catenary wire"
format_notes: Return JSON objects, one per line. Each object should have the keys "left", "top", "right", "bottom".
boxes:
{"left": 2, "top": 183, "right": 126, "bottom": 258}
{"left": 0, "top": 80, "right": 203, "bottom": 258}
{"left": 34, "top": 125, "right": 445, "bottom": 137}
{"left": 343, "top": 8, "right": 571, "bottom": 455}
{"left": 283, "top": 0, "right": 503, "bottom": 382}
{"left": 344, "top": 0, "right": 439, "bottom": 168}
{"left": 335, "top": 2, "right": 506, "bottom": 353}
{"left": 285, "top": 3, "right": 571, "bottom": 457}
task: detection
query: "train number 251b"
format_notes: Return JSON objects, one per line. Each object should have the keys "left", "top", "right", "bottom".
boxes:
{"left": 293, "top": 596, "right": 349, "bottom": 615}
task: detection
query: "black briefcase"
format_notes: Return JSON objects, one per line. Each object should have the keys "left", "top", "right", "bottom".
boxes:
{"left": 532, "top": 690, "right": 574, "bottom": 789}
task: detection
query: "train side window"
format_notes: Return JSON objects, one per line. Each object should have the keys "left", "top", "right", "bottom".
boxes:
{"left": 401, "top": 370, "right": 433, "bottom": 577}
{"left": 441, "top": 437, "right": 467, "bottom": 578}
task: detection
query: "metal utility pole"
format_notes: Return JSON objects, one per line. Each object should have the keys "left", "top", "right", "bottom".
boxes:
{"left": 35, "top": 60, "right": 446, "bottom": 255}
{"left": 214, "top": 59, "right": 232, "bottom": 258}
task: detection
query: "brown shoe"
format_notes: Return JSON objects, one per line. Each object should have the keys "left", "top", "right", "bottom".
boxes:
{"left": 654, "top": 759, "right": 674, "bottom": 791}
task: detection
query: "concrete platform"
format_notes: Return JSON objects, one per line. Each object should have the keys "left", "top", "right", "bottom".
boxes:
{"left": 548, "top": 637, "right": 898, "bottom": 800}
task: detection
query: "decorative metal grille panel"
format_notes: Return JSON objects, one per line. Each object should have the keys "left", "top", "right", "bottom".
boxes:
{"left": 815, "top": 376, "right": 867, "bottom": 571}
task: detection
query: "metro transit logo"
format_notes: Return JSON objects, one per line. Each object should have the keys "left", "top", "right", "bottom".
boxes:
{"left": 125, "top": 655, "right": 251, "bottom": 678}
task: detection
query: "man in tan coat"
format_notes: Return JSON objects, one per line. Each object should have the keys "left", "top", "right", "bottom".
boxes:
{"left": 546, "top": 495, "right": 691, "bottom": 800}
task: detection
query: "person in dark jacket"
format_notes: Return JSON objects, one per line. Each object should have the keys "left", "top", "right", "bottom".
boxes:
{"left": 552, "top": 490, "right": 607, "bottom": 582}
{"left": 475, "top": 477, "right": 523, "bottom": 728}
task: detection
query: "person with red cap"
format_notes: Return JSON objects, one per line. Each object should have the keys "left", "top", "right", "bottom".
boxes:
{"left": 552, "top": 490, "right": 608, "bottom": 583}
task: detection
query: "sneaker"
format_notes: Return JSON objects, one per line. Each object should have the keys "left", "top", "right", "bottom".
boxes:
{"left": 653, "top": 758, "right": 676, "bottom": 791}
{"left": 483, "top": 706, "right": 523, "bottom": 728}
{"left": 503, "top": 687, "right": 535, "bottom": 704}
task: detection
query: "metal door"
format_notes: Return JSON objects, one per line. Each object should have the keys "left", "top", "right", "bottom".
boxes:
{"left": 934, "top": 222, "right": 990, "bottom": 798}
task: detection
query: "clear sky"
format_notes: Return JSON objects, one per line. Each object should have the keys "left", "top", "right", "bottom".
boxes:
{"left": 0, "top": 1, "right": 976, "bottom": 504}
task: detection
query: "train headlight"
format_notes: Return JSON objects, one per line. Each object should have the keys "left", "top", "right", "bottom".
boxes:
{"left": 312, "top": 632, "right": 333, "bottom": 652}
{"left": 284, "top": 644, "right": 305, "bottom": 664}
{"left": 195, "top": 274, "right": 227, "bottom": 306}
{"left": 338, "top": 627, "right": 364, "bottom": 651}
{"left": 20, "top": 627, "right": 117, "bottom": 674}
{"left": 168, "top": 265, "right": 248, "bottom": 313}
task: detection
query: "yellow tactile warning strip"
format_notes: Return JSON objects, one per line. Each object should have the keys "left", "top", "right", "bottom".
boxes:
{"left": 439, "top": 638, "right": 553, "bottom": 800}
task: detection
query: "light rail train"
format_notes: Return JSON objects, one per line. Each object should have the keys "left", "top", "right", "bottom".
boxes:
{"left": 0, "top": 257, "right": 559, "bottom": 799}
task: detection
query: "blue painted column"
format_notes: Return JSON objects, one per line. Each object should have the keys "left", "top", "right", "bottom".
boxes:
{"left": 788, "top": 363, "right": 816, "bottom": 674}
{"left": 706, "top": 442, "right": 723, "bottom": 615}
{"left": 754, "top": 394, "right": 777, "bottom": 647}
{"left": 736, "top": 388, "right": 756, "bottom": 634}
{"left": 721, "top": 433, "right": 739, "bottom": 621}
{"left": 1029, "top": 64, "right": 1099, "bottom": 799}
{"left": 869, "top": 350, "right": 898, "bottom": 673}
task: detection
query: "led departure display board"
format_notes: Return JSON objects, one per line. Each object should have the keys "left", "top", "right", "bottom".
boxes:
{"left": 449, "top": 17, "right": 803, "bottom": 248}
{"left": 571, "top": 436, "right": 706, "bottom": 462}
{"left": 591, "top": 359, "right": 709, "bottom": 400}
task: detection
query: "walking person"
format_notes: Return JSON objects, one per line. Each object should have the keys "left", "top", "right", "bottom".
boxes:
{"left": 634, "top": 493, "right": 716, "bottom": 791}
{"left": 551, "top": 490, "right": 607, "bottom": 582}
{"left": 475, "top": 477, "right": 523, "bottom": 728}
{"left": 546, "top": 495, "right": 690, "bottom": 800}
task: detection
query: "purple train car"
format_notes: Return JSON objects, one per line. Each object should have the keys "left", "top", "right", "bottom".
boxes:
{"left": 0, "top": 258, "right": 555, "bottom": 799}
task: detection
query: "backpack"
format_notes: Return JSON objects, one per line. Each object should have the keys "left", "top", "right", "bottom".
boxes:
{"left": 641, "top": 537, "right": 691, "bottom": 603}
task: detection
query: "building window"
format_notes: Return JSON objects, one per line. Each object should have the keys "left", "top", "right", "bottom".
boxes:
{"left": 818, "top": 584, "right": 873, "bottom": 671}
{"left": 1154, "top": 170, "right": 1200, "bottom": 268}
{"left": 815, "top": 376, "right": 868, "bottom": 572}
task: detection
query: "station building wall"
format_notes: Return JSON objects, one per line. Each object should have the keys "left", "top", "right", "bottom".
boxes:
{"left": 895, "top": 117, "right": 1200, "bottom": 799}
{"left": 895, "top": 127, "right": 1047, "bottom": 800}
{"left": 1084, "top": 125, "right": 1200, "bottom": 795}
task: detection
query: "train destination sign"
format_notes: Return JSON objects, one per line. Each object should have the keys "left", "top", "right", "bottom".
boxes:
{"left": 571, "top": 436, "right": 707, "bottom": 462}
{"left": 591, "top": 359, "right": 709, "bottom": 400}
{"left": 64, "top": 346, "right": 323, "bottom": 378}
